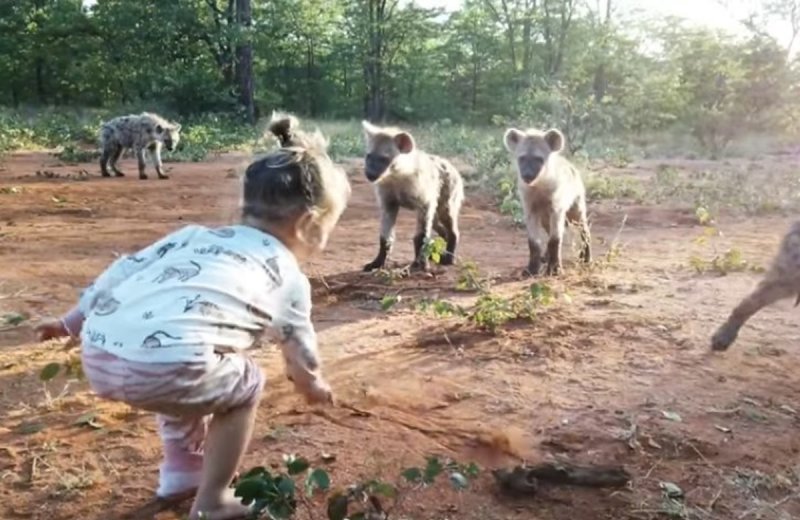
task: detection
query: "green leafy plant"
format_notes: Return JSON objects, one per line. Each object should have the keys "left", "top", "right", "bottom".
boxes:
{"left": 416, "top": 298, "right": 465, "bottom": 318}
{"left": 235, "top": 455, "right": 478, "bottom": 519}
{"left": 421, "top": 236, "right": 447, "bottom": 265}
{"left": 379, "top": 294, "right": 401, "bottom": 311}
{"left": 455, "top": 260, "right": 487, "bottom": 292}
{"left": 39, "top": 354, "right": 84, "bottom": 382}
{"left": 469, "top": 282, "right": 554, "bottom": 333}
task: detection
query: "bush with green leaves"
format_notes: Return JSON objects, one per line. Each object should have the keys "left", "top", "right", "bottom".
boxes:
{"left": 234, "top": 454, "right": 479, "bottom": 520}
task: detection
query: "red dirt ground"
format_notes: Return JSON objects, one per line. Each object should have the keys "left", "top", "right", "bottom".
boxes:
{"left": 0, "top": 151, "right": 798, "bottom": 520}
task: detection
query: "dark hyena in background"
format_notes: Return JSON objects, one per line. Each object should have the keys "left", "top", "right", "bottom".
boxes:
{"left": 712, "top": 220, "right": 800, "bottom": 351}
{"left": 99, "top": 112, "right": 181, "bottom": 180}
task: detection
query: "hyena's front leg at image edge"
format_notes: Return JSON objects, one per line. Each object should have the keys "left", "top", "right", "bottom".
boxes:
{"left": 364, "top": 201, "right": 399, "bottom": 272}
{"left": 411, "top": 203, "right": 436, "bottom": 271}
{"left": 711, "top": 275, "right": 796, "bottom": 351}
{"left": 149, "top": 142, "right": 169, "bottom": 180}
{"left": 136, "top": 146, "right": 148, "bottom": 180}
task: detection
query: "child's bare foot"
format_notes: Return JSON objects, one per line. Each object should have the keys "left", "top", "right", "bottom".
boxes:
{"left": 189, "top": 488, "right": 251, "bottom": 520}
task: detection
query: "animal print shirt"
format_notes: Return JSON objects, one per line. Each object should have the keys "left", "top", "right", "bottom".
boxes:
{"left": 70, "top": 224, "right": 322, "bottom": 382}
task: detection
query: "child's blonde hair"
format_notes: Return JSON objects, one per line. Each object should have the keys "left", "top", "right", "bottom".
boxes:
{"left": 242, "top": 113, "right": 350, "bottom": 251}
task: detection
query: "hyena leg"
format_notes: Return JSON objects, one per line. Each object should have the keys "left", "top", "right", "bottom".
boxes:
{"left": 567, "top": 197, "right": 592, "bottom": 263}
{"left": 524, "top": 213, "right": 548, "bottom": 277}
{"left": 436, "top": 209, "right": 459, "bottom": 266}
{"left": 136, "top": 146, "right": 148, "bottom": 180}
{"left": 110, "top": 145, "right": 124, "bottom": 177}
{"left": 149, "top": 142, "right": 169, "bottom": 180}
{"left": 433, "top": 217, "right": 448, "bottom": 239}
{"left": 411, "top": 204, "right": 436, "bottom": 271}
{"left": 99, "top": 146, "right": 112, "bottom": 177}
{"left": 711, "top": 274, "right": 797, "bottom": 351}
{"left": 363, "top": 202, "right": 399, "bottom": 272}
{"left": 545, "top": 211, "right": 567, "bottom": 276}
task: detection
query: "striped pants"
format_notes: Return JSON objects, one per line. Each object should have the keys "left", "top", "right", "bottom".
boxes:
{"left": 81, "top": 344, "right": 265, "bottom": 497}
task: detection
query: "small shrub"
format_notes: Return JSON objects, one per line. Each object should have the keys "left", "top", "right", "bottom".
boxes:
{"left": 235, "top": 454, "right": 478, "bottom": 519}
{"left": 422, "top": 236, "right": 447, "bottom": 264}
{"left": 469, "top": 282, "right": 554, "bottom": 333}
{"left": 689, "top": 248, "right": 760, "bottom": 275}
{"left": 455, "top": 260, "right": 487, "bottom": 292}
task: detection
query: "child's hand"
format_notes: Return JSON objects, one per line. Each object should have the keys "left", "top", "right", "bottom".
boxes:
{"left": 298, "top": 379, "right": 334, "bottom": 406}
{"left": 34, "top": 319, "right": 69, "bottom": 342}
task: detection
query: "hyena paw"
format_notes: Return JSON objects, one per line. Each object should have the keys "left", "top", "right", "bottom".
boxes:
{"left": 711, "top": 324, "right": 738, "bottom": 351}
{"left": 139, "top": 173, "right": 148, "bottom": 180}
{"left": 439, "top": 253, "right": 455, "bottom": 266}
{"left": 158, "top": 174, "right": 170, "bottom": 180}
{"left": 523, "top": 263, "right": 541, "bottom": 277}
{"left": 363, "top": 261, "right": 383, "bottom": 272}
{"left": 545, "top": 262, "right": 562, "bottom": 276}
{"left": 114, "top": 171, "right": 125, "bottom": 177}
{"left": 410, "top": 259, "right": 430, "bottom": 272}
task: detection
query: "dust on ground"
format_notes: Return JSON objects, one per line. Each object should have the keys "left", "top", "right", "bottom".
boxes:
{"left": 1, "top": 152, "right": 798, "bottom": 520}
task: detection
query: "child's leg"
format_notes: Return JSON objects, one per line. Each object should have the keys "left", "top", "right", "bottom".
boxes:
{"left": 189, "top": 394, "right": 261, "bottom": 520}
{"left": 156, "top": 414, "right": 207, "bottom": 499}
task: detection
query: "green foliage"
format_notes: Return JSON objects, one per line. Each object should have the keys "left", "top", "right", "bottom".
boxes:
{"left": 417, "top": 277, "right": 556, "bottom": 334}
{"left": 235, "top": 454, "right": 478, "bottom": 519}
{"left": 39, "top": 354, "right": 83, "bottom": 382}
{"left": 379, "top": 294, "right": 401, "bottom": 312}
{"left": 0, "top": 1, "right": 797, "bottom": 164}
{"left": 422, "top": 237, "right": 447, "bottom": 264}
{"left": 470, "top": 282, "right": 555, "bottom": 333}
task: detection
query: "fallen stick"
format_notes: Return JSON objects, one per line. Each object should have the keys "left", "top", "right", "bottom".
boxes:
{"left": 493, "top": 462, "right": 631, "bottom": 497}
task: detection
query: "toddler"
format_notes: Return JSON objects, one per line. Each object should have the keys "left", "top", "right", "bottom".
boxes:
{"left": 35, "top": 127, "right": 351, "bottom": 520}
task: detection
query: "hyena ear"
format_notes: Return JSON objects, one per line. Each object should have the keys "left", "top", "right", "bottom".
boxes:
{"left": 155, "top": 124, "right": 164, "bottom": 135}
{"left": 361, "top": 120, "right": 377, "bottom": 137}
{"left": 173, "top": 123, "right": 182, "bottom": 132}
{"left": 503, "top": 128, "right": 523, "bottom": 152}
{"left": 544, "top": 128, "right": 565, "bottom": 153}
{"left": 393, "top": 132, "right": 415, "bottom": 154}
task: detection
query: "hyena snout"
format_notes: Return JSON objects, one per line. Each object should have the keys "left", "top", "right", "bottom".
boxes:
{"left": 365, "top": 153, "right": 392, "bottom": 182}
{"left": 518, "top": 156, "right": 544, "bottom": 184}
{"left": 164, "top": 139, "right": 175, "bottom": 152}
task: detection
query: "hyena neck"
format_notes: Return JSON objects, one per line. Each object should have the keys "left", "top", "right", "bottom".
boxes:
{"left": 389, "top": 151, "right": 420, "bottom": 177}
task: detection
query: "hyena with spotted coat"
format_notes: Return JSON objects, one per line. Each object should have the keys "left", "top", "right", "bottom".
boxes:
{"left": 503, "top": 126, "right": 591, "bottom": 276}
{"left": 99, "top": 112, "right": 181, "bottom": 180}
{"left": 712, "top": 220, "right": 800, "bottom": 351}
{"left": 361, "top": 120, "right": 464, "bottom": 272}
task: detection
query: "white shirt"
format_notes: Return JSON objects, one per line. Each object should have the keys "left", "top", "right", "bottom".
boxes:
{"left": 78, "top": 224, "right": 321, "bottom": 382}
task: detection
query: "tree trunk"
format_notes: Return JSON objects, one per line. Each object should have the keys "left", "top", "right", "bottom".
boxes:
{"left": 592, "top": 0, "right": 611, "bottom": 101}
{"left": 234, "top": 0, "right": 255, "bottom": 124}
{"left": 364, "top": 0, "right": 387, "bottom": 122}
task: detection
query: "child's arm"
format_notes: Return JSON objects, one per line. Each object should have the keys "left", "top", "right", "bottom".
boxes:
{"left": 276, "top": 277, "right": 332, "bottom": 404}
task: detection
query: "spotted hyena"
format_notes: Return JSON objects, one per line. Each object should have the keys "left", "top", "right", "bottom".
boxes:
{"left": 99, "top": 112, "right": 181, "bottom": 180}
{"left": 503, "top": 126, "right": 591, "bottom": 276}
{"left": 360, "top": 120, "right": 464, "bottom": 272}
{"left": 711, "top": 220, "right": 800, "bottom": 351}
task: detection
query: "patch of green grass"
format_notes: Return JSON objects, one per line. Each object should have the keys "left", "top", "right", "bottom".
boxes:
{"left": 585, "top": 172, "right": 645, "bottom": 202}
